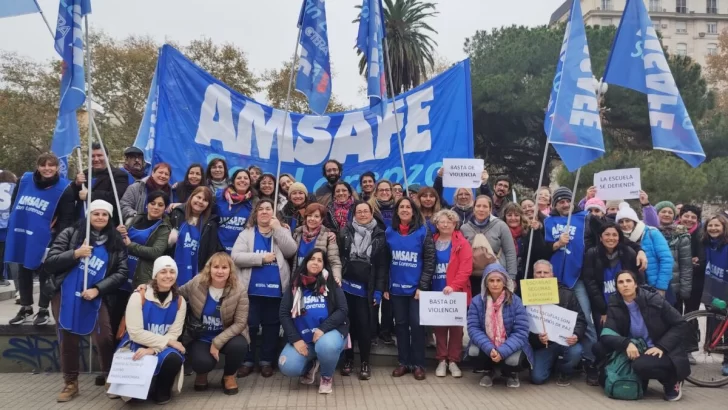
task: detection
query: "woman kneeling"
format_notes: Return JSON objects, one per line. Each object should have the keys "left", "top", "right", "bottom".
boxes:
{"left": 279, "top": 249, "right": 349, "bottom": 394}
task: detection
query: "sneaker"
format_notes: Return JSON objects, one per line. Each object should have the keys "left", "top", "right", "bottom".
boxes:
{"left": 33, "top": 308, "right": 50, "bottom": 326}
{"left": 556, "top": 373, "right": 571, "bottom": 387}
{"left": 722, "top": 363, "right": 728, "bottom": 377}
{"left": 9, "top": 306, "right": 33, "bottom": 325}
{"left": 340, "top": 359, "right": 353, "bottom": 376}
{"left": 688, "top": 353, "right": 697, "bottom": 365}
{"left": 664, "top": 381, "right": 683, "bottom": 402}
{"left": 506, "top": 373, "right": 521, "bottom": 388}
{"left": 359, "top": 362, "right": 371, "bottom": 380}
{"left": 435, "top": 360, "right": 448, "bottom": 377}
{"left": 0, "top": 280, "right": 11, "bottom": 286}
{"left": 448, "top": 362, "right": 462, "bottom": 378}
{"left": 300, "top": 360, "right": 320, "bottom": 385}
{"left": 371, "top": 338, "right": 378, "bottom": 347}
{"left": 318, "top": 376, "right": 333, "bottom": 394}
{"left": 585, "top": 364, "right": 599, "bottom": 386}
{"left": 380, "top": 332, "right": 394, "bottom": 345}
{"left": 479, "top": 372, "right": 494, "bottom": 387}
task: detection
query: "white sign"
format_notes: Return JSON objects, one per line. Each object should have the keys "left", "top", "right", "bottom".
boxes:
{"left": 419, "top": 291, "right": 467, "bottom": 326}
{"left": 107, "top": 351, "right": 157, "bottom": 399}
{"left": 526, "top": 304, "right": 578, "bottom": 347}
{"left": 442, "top": 158, "right": 484, "bottom": 188}
{"left": 594, "top": 168, "right": 641, "bottom": 200}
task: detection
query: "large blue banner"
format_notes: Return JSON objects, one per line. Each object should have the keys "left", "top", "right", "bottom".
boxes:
{"left": 142, "top": 45, "right": 473, "bottom": 192}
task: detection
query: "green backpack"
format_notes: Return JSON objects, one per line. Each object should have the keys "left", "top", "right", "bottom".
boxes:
{"left": 602, "top": 329, "right": 648, "bottom": 401}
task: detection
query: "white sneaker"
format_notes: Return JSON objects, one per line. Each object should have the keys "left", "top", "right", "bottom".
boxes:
{"left": 299, "top": 360, "right": 320, "bottom": 385}
{"left": 448, "top": 362, "right": 462, "bottom": 378}
{"left": 318, "top": 376, "right": 333, "bottom": 394}
{"left": 435, "top": 360, "right": 447, "bottom": 377}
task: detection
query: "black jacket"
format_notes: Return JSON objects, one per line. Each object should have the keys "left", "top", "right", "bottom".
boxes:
{"left": 11, "top": 171, "right": 77, "bottom": 240}
{"left": 280, "top": 200, "right": 308, "bottom": 231}
{"left": 529, "top": 285, "right": 587, "bottom": 350}
{"left": 73, "top": 167, "right": 130, "bottom": 225}
{"left": 602, "top": 288, "right": 691, "bottom": 381}
{"left": 42, "top": 225, "right": 128, "bottom": 305}
{"left": 515, "top": 224, "right": 550, "bottom": 283}
{"left": 324, "top": 201, "right": 354, "bottom": 234}
{"left": 583, "top": 245, "right": 642, "bottom": 316}
{"left": 169, "top": 205, "right": 223, "bottom": 270}
{"left": 279, "top": 284, "right": 349, "bottom": 345}
{"left": 338, "top": 223, "right": 389, "bottom": 298}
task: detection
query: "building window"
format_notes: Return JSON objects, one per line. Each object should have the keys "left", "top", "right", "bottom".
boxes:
{"left": 601, "top": 18, "right": 613, "bottom": 27}
{"left": 676, "top": 43, "right": 688, "bottom": 56}
{"left": 676, "top": 0, "right": 687, "bottom": 13}
{"left": 708, "top": 22, "right": 718, "bottom": 34}
{"left": 707, "top": 0, "right": 718, "bottom": 14}
{"left": 676, "top": 21, "right": 687, "bottom": 34}
{"left": 649, "top": 0, "right": 662, "bottom": 12}
{"left": 653, "top": 19, "right": 661, "bottom": 31}
{"left": 707, "top": 43, "right": 718, "bottom": 55}
{"left": 601, "top": 0, "right": 613, "bottom": 10}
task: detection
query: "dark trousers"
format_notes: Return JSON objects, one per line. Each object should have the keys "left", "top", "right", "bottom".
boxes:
{"left": 376, "top": 298, "right": 394, "bottom": 336}
{"left": 108, "top": 290, "right": 131, "bottom": 339}
{"left": 478, "top": 350, "right": 527, "bottom": 376}
{"left": 150, "top": 353, "right": 183, "bottom": 402}
{"left": 0, "top": 243, "right": 5, "bottom": 280}
{"left": 674, "top": 274, "right": 704, "bottom": 353}
{"left": 471, "top": 276, "right": 482, "bottom": 300}
{"left": 188, "top": 336, "right": 249, "bottom": 376}
{"left": 345, "top": 293, "right": 371, "bottom": 363}
{"left": 18, "top": 265, "right": 49, "bottom": 309}
{"left": 593, "top": 341, "right": 680, "bottom": 386}
{"left": 391, "top": 295, "right": 425, "bottom": 367}
{"left": 245, "top": 296, "right": 281, "bottom": 366}
{"left": 50, "top": 293, "right": 114, "bottom": 382}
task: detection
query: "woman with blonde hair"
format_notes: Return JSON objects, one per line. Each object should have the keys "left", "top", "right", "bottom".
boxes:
{"left": 369, "top": 180, "right": 396, "bottom": 230}
{"left": 500, "top": 202, "right": 548, "bottom": 284}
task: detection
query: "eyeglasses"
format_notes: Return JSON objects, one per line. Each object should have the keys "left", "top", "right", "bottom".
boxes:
{"left": 355, "top": 210, "right": 371, "bottom": 215}
{"left": 377, "top": 188, "right": 392, "bottom": 192}
{"left": 393, "top": 188, "right": 403, "bottom": 192}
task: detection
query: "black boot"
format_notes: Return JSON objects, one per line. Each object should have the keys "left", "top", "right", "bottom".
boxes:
{"left": 359, "top": 362, "right": 371, "bottom": 380}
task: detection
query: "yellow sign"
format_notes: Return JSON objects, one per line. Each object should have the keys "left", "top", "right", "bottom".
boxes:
{"left": 520, "top": 278, "right": 560, "bottom": 306}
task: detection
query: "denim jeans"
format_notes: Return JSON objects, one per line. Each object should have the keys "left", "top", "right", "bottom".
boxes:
{"left": 572, "top": 279, "right": 596, "bottom": 362}
{"left": 245, "top": 296, "right": 282, "bottom": 367}
{"left": 278, "top": 330, "right": 345, "bottom": 378}
{"left": 530, "top": 343, "right": 584, "bottom": 384}
{"left": 391, "top": 295, "right": 425, "bottom": 367}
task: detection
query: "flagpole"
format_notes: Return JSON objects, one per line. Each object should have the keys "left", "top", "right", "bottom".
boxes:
{"left": 522, "top": 139, "right": 551, "bottom": 279}
{"left": 83, "top": 15, "right": 96, "bottom": 375}
{"left": 382, "top": 37, "right": 409, "bottom": 190}
{"left": 272, "top": 26, "right": 303, "bottom": 214}
{"left": 90, "top": 116, "right": 123, "bottom": 223}
{"left": 34, "top": 0, "right": 54, "bottom": 37}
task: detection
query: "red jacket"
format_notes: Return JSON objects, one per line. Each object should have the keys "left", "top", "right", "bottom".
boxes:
{"left": 434, "top": 230, "right": 473, "bottom": 305}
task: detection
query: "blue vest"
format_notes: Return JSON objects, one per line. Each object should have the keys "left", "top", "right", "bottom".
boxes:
{"left": 432, "top": 242, "right": 451, "bottom": 292}
{"left": 297, "top": 236, "right": 317, "bottom": 267}
{"left": 342, "top": 278, "right": 367, "bottom": 298}
{"left": 545, "top": 211, "right": 587, "bottom": 288}
{"left": 386, "top": 225, "right": 427, "bottom": 296}
{"left": 0, "top": 182, "right": 15, "bottom": 242}
{"left": 124, "top": 220, "right": 162, "bottom": 292}
{"left": 248, "top": 228, "right": 282, "bottom": 297}
{"left": 118, "top": 294, "right": 183, "bottom": 375}
{"left": 121, "top": 169, "right": 138, "bottom": 186}
{"left": 426, "top": 218, "right": 436, "bottom": 236}
{"left": 200, "top": 292, "right": 224, "bottom": 343}
{"left": 293, "top": 288, "right": 329, "bottom": 344}
{"left": 174, "top": 222, "right": 200, "bottom": 287}
{"left": 58, "top": 245, "right": 109, "bottom": 335}
{"left": 602, "top": 261, "right": 622, "bottom": 305}
{"left": 289, "top": 217, "right": 298, "bottom": 233}
{"left": 4, "top": 173, "right": 70, "bottom": 269}
{"left": 705, "top": 243, "right": 728, "bottom": 303}
{"left": 380, "top": 208, "right": 394, "bottom": 228}
{"left": 215, "top": 190, "right": 252, "bottom": 253}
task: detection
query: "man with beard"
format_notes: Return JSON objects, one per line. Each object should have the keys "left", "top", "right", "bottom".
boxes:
{"left": 121, "top": 147, "right": 147, "bottom": 185}
{"left": 482, "top": 175, "right": 512, "bottom": 217}
{"left": 73, "top": 143, "right": 130, "bottom": 226}
{"left": 315, "top": 159, "right": 343, "bottom": 206}
{"left": 359, "top": 171, "right": 376, "bottom": 202}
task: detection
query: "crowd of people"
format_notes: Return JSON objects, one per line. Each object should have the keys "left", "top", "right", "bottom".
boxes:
{"left": 1, "top": 146, "right": 727, "bottom": 404}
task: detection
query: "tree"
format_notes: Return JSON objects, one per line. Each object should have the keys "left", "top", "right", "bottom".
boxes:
{"left": 262, "top": 62, "right": 349, "bottom": 114}
{"left": 354, "top": 0, "right": 439, "bottom": 96}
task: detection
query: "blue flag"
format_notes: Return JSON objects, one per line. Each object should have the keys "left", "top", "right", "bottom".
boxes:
{"left": 544, "top": 0, "right": 605, "bottom": 172}
{"left": 54, "top": 0, "right": 92, "bottom": 115}
{"left": 50, "top": 113, "right": 80, "bottom": 178}
{"left": 0, "top": 0, "right": 39, "bottom": 18}
{"left": 134, "top": 51, "right": 161, "bottom": 164}
{"left": 604, "top": 0, "right": 705, "bottom": 167}
{"left": 356, "top": 0, "right": 387, "bottom": 114}
{"left": 295, "top": 0, "right": 332, "bottom": 115}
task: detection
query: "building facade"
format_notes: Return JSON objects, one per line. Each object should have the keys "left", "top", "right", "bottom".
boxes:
{"left": 549, "top": 0, "right": 728, "bottom": 67}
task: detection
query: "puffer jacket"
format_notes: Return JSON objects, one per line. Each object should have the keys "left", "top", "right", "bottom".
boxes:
{"left": 178, "top": 274, "right": 250, "bottom": 348}
{"left": 582, "top": 245, "right": 641, "bottom": 316}
{"left": 659, "top": 224, "right": 693, "bottom": 299}
{"left": 338, "top": 223, "right": 389, "bottom": 299}
{"left": 126, "top": 214, "right": 172, "bottom": 287}
{"left": 460, "top": 215, "right": 518, "bottom": 279}
{"left": 292, "top": 225, "right": 342, "bottom": 280}
{"left": 467, "top": 280, "right": 533, "bottom": 367}
{"left": 637, "top": 225, "right": 674, "bottom": 291}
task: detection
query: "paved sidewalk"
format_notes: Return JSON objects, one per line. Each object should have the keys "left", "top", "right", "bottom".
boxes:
{"left": 0, "top": 368, "right": 726, "bottom": 410}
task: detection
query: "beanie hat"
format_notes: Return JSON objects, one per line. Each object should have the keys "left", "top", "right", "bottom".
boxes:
{"left": 615, "top": 202, "right": 639, "bottom": 224}
{"left": 584, "top": 197, "right": 606, "bottom": 213}
{"left": 152, "top": 256, "right": 178, "bottom": 279}
{"left": 655, "top": 201, "right": 677, "bottom": 216}
{"left": 88, "top": 200, "right": 113, "bottom": 217}
{"left": 407, "top": 184, "right": 421, "bottom": 194}
{"left": 606, "top": 200, "right": 621, "bottom": 210}
{"left": 288, "top": 182, "right": 308, "bottom": 196}
{"left": 551, "top": 187, "right": 573, "bottom": 208}
{"left": 482, "top": 263, "right": 515, "bottom": 293}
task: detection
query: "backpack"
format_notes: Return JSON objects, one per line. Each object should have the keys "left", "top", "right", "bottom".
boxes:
{"left": 602, "top": 329, "right": 648, "bottom": 400}
{"left": 471, "top": 233, "right": 500, "bottom": 276}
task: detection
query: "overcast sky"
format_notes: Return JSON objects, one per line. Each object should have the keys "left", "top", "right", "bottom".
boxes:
{"left": 0, "top": 0, "right": 565, "bottom": 108}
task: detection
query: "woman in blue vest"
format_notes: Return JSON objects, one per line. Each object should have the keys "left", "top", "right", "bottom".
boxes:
{"left": 700, "top": 214, "right": 728, "bottom": 375}
{"left": 0, "top": 170, "right": 17, "bottom": 286}
{"left": 205, "top": 158, "right": 229, "bottom": 193}
{"left": 278, "top": 248, "right": 349, "bottom": 394}
{"left": 43, "top": 200, "right": 128, "bottom": 402}
{"left": 169, "top": 163, "right": 204, "bottom": 211}
{"left": 116, "top": 256, "right": 186, "bottom": 404}
{"left": 292, "top": 203, "right": 342, "bottom": 284}
{"left": 216, "top": 169, "right": 257, "bottom": 254}
{"left": 114, "top": 191, "right": 172, "bottom": 337}
{"left": 169, "top": 186, "right": 221, "bottom": 286}
{"left": 232, "top": 199, "right": 297, "bottom": 378}
{"left": 386, "top": 197, "right": 435, "bottom": 380}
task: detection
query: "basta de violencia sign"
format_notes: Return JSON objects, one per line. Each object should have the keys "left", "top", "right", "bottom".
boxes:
{"left": 520, "top": 278, "right": 560, "bottom": 306}
{"left": 418, "top": 291, "right": 467, "bottom": 326}
{"left": 594, "top": 168, "right": 641, "bottom": 200}
{"left": 442, "top": 158, "right": 484, "bottom": 188}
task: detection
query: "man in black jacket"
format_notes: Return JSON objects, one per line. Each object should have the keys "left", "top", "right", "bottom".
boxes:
{"left": 314, "top": 160, "right": 343, "bottom": 206}
{"left": 73, "top": 143, "right": 130, "bottom": 225}
{"left": 529, "top": 260, "right": 587, "bottom": 386}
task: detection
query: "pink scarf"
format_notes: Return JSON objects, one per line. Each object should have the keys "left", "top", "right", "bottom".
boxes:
{"left": 333, "top": 197, "right": 353, "bottom": 228}
{"left": 485, "top": 292, "right": 507, "bottom": 348}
